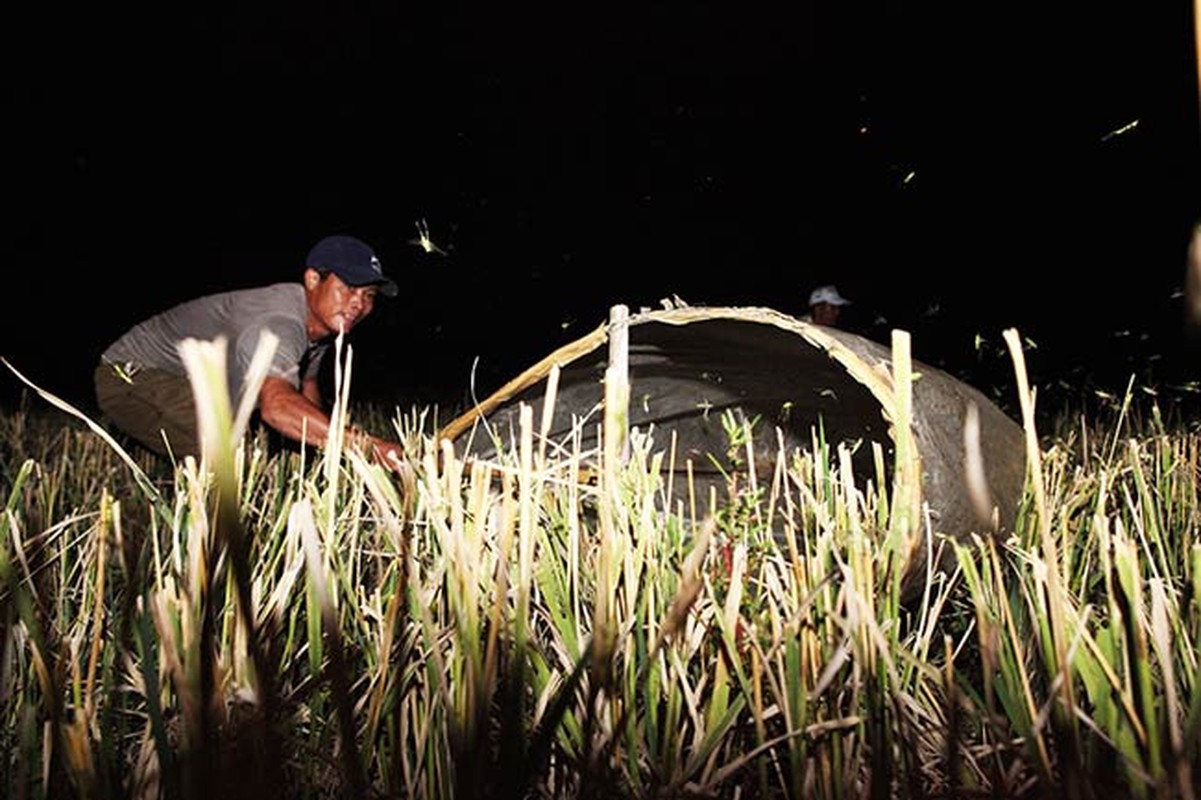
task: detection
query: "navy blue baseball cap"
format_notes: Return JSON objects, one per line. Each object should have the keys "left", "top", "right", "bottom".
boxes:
{"left": 306, "top": 235, "right": 398, "bottom": 298}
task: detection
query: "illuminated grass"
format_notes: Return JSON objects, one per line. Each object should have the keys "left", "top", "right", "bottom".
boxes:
{"left": 1, "top": 332, "right": 1199, "bottom": 799}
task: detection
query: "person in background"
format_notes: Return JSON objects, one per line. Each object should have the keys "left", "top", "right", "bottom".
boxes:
{"left": 94, "top": 234, "right": 405, "bottom": 469}
{"left": 802, "top": 284, "right": 852, "bottom": 328}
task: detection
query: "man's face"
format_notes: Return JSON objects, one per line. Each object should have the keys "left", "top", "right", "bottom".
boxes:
{"left": 305, "top": 268, "right": 379, "bottom": 339}
{"left": 811, "top": 302, "right": 841, "bottom": 327}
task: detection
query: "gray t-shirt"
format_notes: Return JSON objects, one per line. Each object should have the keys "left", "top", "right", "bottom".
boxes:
{"left": 102, "top": 283, "right": 329, "bottom": 407}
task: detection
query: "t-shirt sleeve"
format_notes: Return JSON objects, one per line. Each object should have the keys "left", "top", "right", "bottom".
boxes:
{"left": 233, "top": 315, "right": 310, "bottom": 388}
{"left": 303, "top": 342, "right": 330, "bottom": 382}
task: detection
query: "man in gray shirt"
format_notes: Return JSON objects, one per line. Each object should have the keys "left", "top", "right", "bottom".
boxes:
{"left": 95, "top": 234, "right": 405, "bottom": 468}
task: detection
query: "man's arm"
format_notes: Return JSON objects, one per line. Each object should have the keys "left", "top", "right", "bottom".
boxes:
{"left": 300, "top": 375, "right": 323, "bottom": 407}
{"left": 258, "top": 375, "right": 404, "bottom": 468}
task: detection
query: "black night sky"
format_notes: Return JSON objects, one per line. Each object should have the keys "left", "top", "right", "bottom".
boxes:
{"left": 6, "top": 2, "right": 1201, "bottom": 418}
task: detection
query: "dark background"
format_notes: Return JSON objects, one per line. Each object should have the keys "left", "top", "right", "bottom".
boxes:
{"left": 6, "top": 1, "right": 1201, "bottom": 420}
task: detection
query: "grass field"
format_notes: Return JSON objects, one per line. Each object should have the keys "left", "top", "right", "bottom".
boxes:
{"left": 2, "top": 330, "right": 1201, "bottom": 799}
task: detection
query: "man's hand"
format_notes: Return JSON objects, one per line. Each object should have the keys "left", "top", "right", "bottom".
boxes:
{"left": 258, "top": 377, "right": 408, "bottom": 474}
{"left": 364, "top": 434, "right": 406, "bottom": 473}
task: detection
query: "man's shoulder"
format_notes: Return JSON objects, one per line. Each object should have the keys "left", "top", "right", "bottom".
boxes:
{"left": 189, "top": 281, "right": 301, "bottom": 308}
{"left": 240, "top": 281, "right": 304, "bottom": 299}
{"left": 221, "top": 283, "right": 308, "bottom": 345}
{"left": 228, "top": 282, "right": 306, "bottom": 312}
{"left": 229, "top": 284, "right": 310, "bottom": 362}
